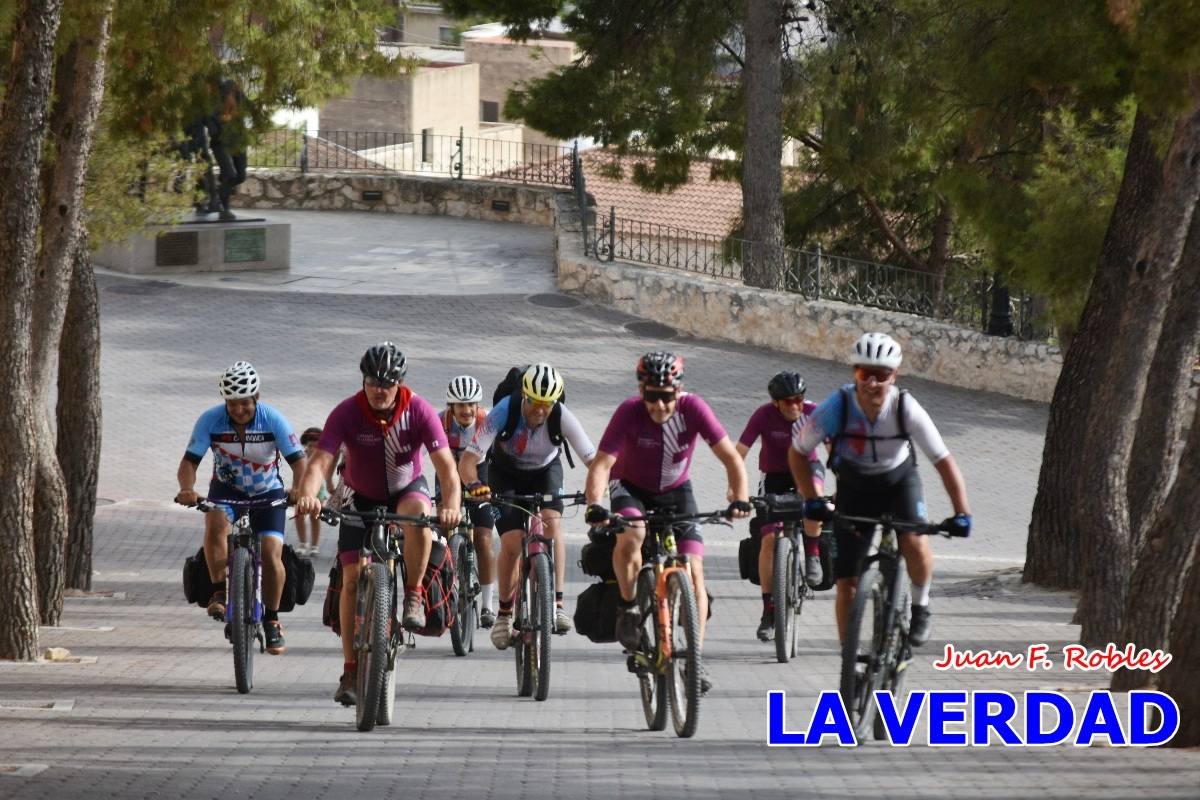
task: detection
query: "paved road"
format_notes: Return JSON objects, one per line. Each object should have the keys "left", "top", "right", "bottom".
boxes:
{"left": 3, "top": 211, "right": 1196, "bottom": 798}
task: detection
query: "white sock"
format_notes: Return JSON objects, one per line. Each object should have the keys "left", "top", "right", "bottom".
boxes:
{"left": 911, "top": 582, "right": 931, "bottom": 607}
{"left": 481, "top": 584, "right": 495, "bottom": 612}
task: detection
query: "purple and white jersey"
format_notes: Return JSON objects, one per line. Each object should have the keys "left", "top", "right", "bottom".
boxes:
{"left": 737, "top": 401, "right": 819, "bottom": 474}
{"left": 317, "top": 389, "right": 447, "bottom": 501}
{"left": 597, "top": 393, "right": 726, "bottom": 494}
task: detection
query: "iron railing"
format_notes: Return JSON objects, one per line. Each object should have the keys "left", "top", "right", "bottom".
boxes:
{"left": 585, "top": 207, "right": 1048, "bottom": 340}
{"left": 248, "top": 127, "right": 574, "bottom": 186}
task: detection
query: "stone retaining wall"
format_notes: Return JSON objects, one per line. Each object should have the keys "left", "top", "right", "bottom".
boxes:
{"left": 551, "top": 194, "right": 1063, "bottom": 403}
{"left": 234, "top": 169, "right": 557, "bottom": 227}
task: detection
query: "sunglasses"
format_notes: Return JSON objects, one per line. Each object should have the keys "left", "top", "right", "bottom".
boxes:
{"left": 643, "top": 389, "right": 678, "bottom": 405}
{"left": 523, "top": 395, "right": 554, "bottom": 410}
{"left": 854, "top": 366, "right": 895, "bottom": 383}
{"left": 777, "top": 395, "right": 806, "bottom": 406}
{"left": 364, "top": 376, "right": 398, "bottom": 389}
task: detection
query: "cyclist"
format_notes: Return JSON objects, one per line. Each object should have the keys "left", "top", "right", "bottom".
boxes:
{"left": 175, "top": 361, "right": 307, "bottom": 656}
{"left": 441, "top": 375, "right": 498, "bottom": 628}
{"left": 459, "top": 363, "right": 597, "bottom": 649}
{"left": 583, "top": 351, "right": 751, "bottom": 693}
{"left": 294, "top": 427, "right": 333, "bottom": 556}
{"left": 789, "top": 332, "right": 971, "bottom": 647}
{"left": 295, "top": 343, "right": 462, "bottom": 705}
{"left": 735, "top": 370, "right": 825, "bottom": 642}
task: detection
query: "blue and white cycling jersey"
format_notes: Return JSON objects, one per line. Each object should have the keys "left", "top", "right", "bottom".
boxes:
{"left": 184, "top": 402, "right": 304, "bottom": 495}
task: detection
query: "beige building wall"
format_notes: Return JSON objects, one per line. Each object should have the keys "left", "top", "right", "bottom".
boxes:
{"left": 317, "top": 75, "right": 412, "bottom": 134}
{"left": 404, "top": 5, "right": 461, "bottom": 45}
{"left": 463, "top": 38, "right": 576, "bottom": 151}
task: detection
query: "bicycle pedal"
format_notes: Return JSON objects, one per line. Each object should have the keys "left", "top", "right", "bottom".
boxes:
{"left": 626, "top": 655, "right": 640, "bottom": 674}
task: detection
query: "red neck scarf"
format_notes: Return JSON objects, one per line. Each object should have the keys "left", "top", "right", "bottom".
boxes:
{"left": 355, "top": 386, "right": 413, "bottom": 430}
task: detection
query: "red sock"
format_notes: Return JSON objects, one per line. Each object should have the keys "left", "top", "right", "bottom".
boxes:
{"left": 344, "top": 661, "right": 356, "bottom": 674}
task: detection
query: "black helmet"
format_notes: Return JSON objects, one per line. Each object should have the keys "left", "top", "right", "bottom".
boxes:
{"left": 636, "top": 351, "right": 684, "bottom": 387}
{"left": 768, "top": 370, "right": 806, "bottom": 400}
{"left": 360, "top": 342, "right": 407, "bottom": 385}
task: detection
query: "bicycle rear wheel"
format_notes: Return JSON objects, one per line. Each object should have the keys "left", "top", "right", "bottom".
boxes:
{"left": 450, "top": 534, "right": 476, "bottom": 657}
{"left": 773, "top": 534, "right": 798, "bottom": 663}
{"left": 355, "top": 562, "right": 392, "bottom": 732}
{"left": 665, "top": 570, "right": 702, "bottom": 738}
{"left": 376, "top": 657, "right": 397, "bottom": 726}
{"left": 529, "top": 552, "right": 554, "bottom": 701}
{"left": 230, "top": 547, "right": 255, "bottom": 694}
{"left": 841, "top": 565, "right": 888, "bottom": 741}
{"left": 636, "top": 567, "right": 667, "bottom": 731}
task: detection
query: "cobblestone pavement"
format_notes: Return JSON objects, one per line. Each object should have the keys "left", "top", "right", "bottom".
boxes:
{"left": 3, "top": 212, "right": 1197, "bottom": 798}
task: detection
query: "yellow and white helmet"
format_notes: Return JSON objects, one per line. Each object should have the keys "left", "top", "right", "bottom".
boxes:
{"left": 521, "top": 363, "right": 564, "bottom": 404}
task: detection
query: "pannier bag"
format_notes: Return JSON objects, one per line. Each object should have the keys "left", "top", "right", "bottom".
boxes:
{"left": 574, "top": 580, "right": 622, "bottom": 643}
{"left": 323, "top": 563, "right": 342, "bottom": 635}
{"left": 277, "top": 543, "right": 316, "bottom": 613}
{"left": 738, "top": 536, "right": 760, "bottom": 585}
{"left": 182, "top": 547, "right": 215, "bottom": 607}
{"left": 415, "top": 538, "right": 457, "bottom": 637}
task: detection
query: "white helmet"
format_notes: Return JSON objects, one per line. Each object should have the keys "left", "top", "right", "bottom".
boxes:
{"left": 850, "top": 332, "right": 902, "bottom": 370}
{"left": 218, "top": 361, "right": 260, "bottom": 399}
{"left": 446, "top": 375, "right": 483, "bottom": 404}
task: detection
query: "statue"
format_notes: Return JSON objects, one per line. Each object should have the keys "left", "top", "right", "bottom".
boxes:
{"left": 181, "top": 79, "right": 249, "bottom": 221}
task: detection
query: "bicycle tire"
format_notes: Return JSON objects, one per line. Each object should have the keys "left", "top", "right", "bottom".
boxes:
{"left": 636, "top": 567, "right": 667, "bottom": 731}
{"left": 449, "top": 534, "right": 475, "bottom": 657}
{"left": 665, "top": 570, "right": 702, "bottom": 738}
{"left": 530, "top": 552, "right": 554, "bottom": 701}
{"left": 355, "top": 562, "right": 391, "bottom": 732}
{"left": 376, "top": 660, "right": 396, "bottom": 726}
{"left": 773, "top": 533, "right": 797, "bottom": 663}
{"left": 874, "top": 569, "right": 910, "bottom": 741}
{"left": 514, "top": 566, "right": 534, "bottom": 697}
{"left": 840, "top": 565, "right": 887, "bottom": 741}
{"left": 230, "top": 547, "right": 255, "bottom": 694}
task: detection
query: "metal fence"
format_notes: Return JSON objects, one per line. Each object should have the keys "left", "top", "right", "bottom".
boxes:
{"left": 579, "top": 198, "right": 1045, "bottom": 340}
{"left": 248, "top": 127, "right": 574, "bottom": 186}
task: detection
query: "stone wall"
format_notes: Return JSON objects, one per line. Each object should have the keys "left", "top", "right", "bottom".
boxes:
{"left": 551, "top": 195, "right": 1063, "bottom": 403}
{"left": 233, "top": 170, "right": 557, "bottom": 227}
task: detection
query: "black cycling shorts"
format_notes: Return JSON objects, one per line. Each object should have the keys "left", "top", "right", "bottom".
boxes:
{"left": 832, "top": 458, "right": 925, "bottom": 580}
{"left": 489, "top": 458, "right": 565, "bottom": 535}
{"left": 336, "top": 476, "right": 432, "bottom": 562}
{"left": 608, "top": 479, "right": 704, "bottom": 556}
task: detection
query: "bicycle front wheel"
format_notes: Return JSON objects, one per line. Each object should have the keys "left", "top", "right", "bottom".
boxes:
{"left": 229, "top": 547, "right": 255, "bottom": 694}
{"left": 514, "top": 569, "right": 533, "bottom": 697}
{"left": 773, "top": 534, "right": 798, "bottom": 663}
{"left": 449, "top": 534, "right": 476, "bottom": 657}
{"left": 665, "top": 570, "right": 702, "bottom": 738}
{"left": 530, "top": 552, "right": 554, "bottom": 701}
{"left": 841, "top": 565, "right": 888, "bottom": 741}
{"left": 355, "top": 562, "right": 392, "bottom": 732}
{"left": 636, "top": 567, "right": 667, "bottom": 731}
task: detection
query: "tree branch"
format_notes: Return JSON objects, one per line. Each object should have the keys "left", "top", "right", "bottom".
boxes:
{"left": 858, "top": 189, "right": 925, "bottom": 271}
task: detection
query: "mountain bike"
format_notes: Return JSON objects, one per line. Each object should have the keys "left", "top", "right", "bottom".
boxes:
{"left": 836, "top": 512, "right": 967, "bottom": 741}
{"left": 750, "top": 493, "right": 818, "bottom": 663}
{"left": 191, "top": 496, "right": 289, "bottom": 694}
{"left": 480, "top": 491, "right": 586, "bottom": 701}
{"left": 595, "top": 506, "right": 730, "bottom": 738}
{"left": 319, "top": 505, "right": 442, "bottom": 732}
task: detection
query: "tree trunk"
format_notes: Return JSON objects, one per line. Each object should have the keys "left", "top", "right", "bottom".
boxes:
{"left": 1156, "top": 539, "right": 1200, "bottom": 747}
{"left": 0, "top": 0, "right": 67, "bottom": 660}
{"left": 1024, "top": 110, "right": 1165, "bottom": 590}
{"left": 1075, "top": 103, "right": 1200, "bottom": 647}
{"left": 741, "top": 0, "right": 786, "bottom": 289}
{"left": 1111, "top": 383, "right": 1200, "bottom": 692}
{"left": 60, "top": 237, "right": 103, "bottom": 592}
{"left": 30, "top": 2, "right": 113, "bottom": 624}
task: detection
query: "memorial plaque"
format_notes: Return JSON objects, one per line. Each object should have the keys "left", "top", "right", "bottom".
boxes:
{"left": 155, "top": 231, "right": 199, "bottom": 267}
{"left": 224, "top": 228, "right": 267, "bottom": 263}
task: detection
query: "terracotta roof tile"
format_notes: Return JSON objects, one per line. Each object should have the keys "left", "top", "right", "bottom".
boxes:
{"left": 578, "top": 149, "right": 742, "bottom": 238}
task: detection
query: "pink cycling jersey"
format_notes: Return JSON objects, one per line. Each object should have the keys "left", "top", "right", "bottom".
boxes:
{"left": 316, "top": 388, "right": 446, "bottom": 501}
{"left": 737, "top": 400, "right": 819, "bottom": 474}
{"left": 597, "top": 393, "right": 726, "bottom": 494}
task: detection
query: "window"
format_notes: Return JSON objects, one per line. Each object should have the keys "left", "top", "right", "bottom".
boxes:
{"left": 438, "top": 26, "right": 459, "bottom": 45}
{"left": 480, "top": 100, "right": 500, "bottom": 123}
{"left": 421, "top": 128, "right": 434, "bottom": 163}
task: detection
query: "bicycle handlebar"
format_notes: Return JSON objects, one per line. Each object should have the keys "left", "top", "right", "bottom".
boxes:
{"left": 318, "top": 506, "right": 442, "bottom": 530}
{"left": 834, "top": 512, "right": 964, "bottom": 537}
{"left": 594, "top": 507, "right": 732, "bottom": 536}
{"left": 467, "top": 490, "right": 588, "bottom": 510}
{"left": 187, "top": 497, "right": 290, "bottom": 514}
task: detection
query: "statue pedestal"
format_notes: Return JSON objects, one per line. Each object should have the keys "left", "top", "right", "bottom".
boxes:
{"left": 94, "top": 218, "right": 290, "bottom": 275}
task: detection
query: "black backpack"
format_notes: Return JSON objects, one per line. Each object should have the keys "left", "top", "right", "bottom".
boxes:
{"left": 826, "top": 387, "right": 913, "bottom": 474}
{"left": 277, "top": 543, "right": 316, "bottom": 613}
{"left": 491, "top": 365, "right": 575, "bottom": 468}
{"left": 182, "top": 547, "right": 215, "bottom": 607}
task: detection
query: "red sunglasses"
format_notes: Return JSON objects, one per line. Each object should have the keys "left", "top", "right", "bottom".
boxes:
{"left": 855, "top": 366, "right": 895, "bottom": 383}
